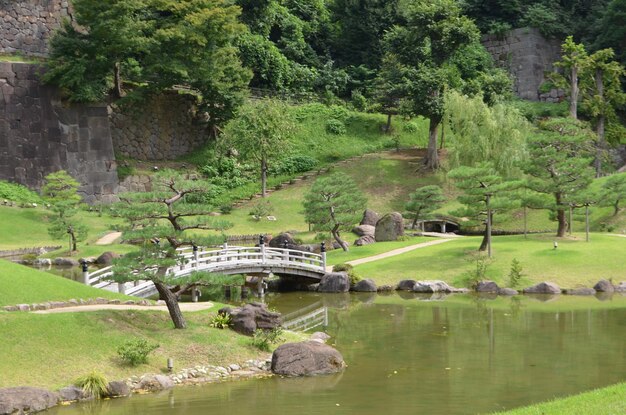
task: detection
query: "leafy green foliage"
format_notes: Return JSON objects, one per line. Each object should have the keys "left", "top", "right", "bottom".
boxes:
{"left": 303, "top": 172, "right": 367, "bottom": 251}
{"left": 0, "top": 181, "right": 41, "bottom": 205}
{"left": 250, "top": 200, "right": 273, "bottom": 220}
{"left": 117, "top": 339, "right": 159, "bottom": 366}
{"left": 455, "top": 253, "right": 492, "bottom": 289}
{"left": 208, "top": 313, "right": 231, "bottom": 329}
{"left": 404, "top": 185, "right": 445, "bottom": 229}
{"left": 268, "top": 155, "right": 318, "bottom": 176}
{"left": 599, "top": 173, "right": 626, "bottom": 215}
{"left": 251, "top": 327, "right": 284, "bottom": 352}
{"left": 325, "top": 118, "right": 347, "bottom": 135}
{"left": 332, "top": 263, "right": 361, "bottom": 284}
{"left": 74, "top": 371, "right": 108, "bottom": 399}
{"left": 507, "top": 258, "right": 529, "bottom": 288}
{"left": 42, "top": 171, "right": 86, "bottom": 252}
{"left": 520, "top": 3, "right": 566, "bottom": 38}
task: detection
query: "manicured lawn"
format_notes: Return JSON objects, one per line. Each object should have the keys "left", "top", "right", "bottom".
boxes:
{"left": 491, "top": 382, "right": 626, "bottom": 415}
{"left": 326, "top": 236, "right": 430, "bottom": 266}
{"left": 353, "top": 233, "right": 626, "bottom": 288}
{"left": 0, "top": 260, "right": 131, "bottom": 306}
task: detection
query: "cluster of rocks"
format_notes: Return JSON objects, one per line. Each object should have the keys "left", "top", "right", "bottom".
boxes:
{"left": 20, "top": 251, "right": 120, "bottom": 267}
{"left": 162, "top": 360, "right": 271, "bottom": 386}
{"left": 352, "top": 209, "right": 405, "bottom": 246}
{"left": 2, "top": 298, "right": 152, "bottom": 312}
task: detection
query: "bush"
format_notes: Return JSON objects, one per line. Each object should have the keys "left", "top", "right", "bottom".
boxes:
{"left": 208, "top": 313, "right": 231, "bottom": 329}
{"left": 403, "top": 121, "right": 419, "bottom": 133}
{"left": 325, "top": 118, "right": 347, "bottom": 135}
{"left": 219, "top": 205, "right": 233, "bottom": 214}
{"left": 350, "top": 90, "right": 368, "bottom": 112}
{"left": 455, "top": 253, "right": 492, "bottom": 289}
{"left": 0, "top": 181, "right": 41, "bottom": 204}
{"left": 251, "top": 327, "right": 284, "bottom": 352}
{"left": 74, "top": 371, "right": 108, "bottom": 399}
{"left": 117, "top": 339, "right": 159, "bottom": 366}
{"left": 507, "top": 258, "right": 529, "bottom": 288}
{"left": 249, "top": 200, "right": 273, "bottom": 220}
{"left": 268, "top": 155, "right": 318, "bottom": 176}
{"left": 333, "top": 263, "right": 361, "bottom": 285}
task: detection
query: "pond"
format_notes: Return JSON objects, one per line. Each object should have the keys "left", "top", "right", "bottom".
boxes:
{"left": 49, "top": 292, "right": 626, "bottom": 415}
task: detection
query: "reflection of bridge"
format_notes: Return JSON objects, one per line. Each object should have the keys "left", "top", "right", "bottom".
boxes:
{"left": 85, "top": 245, "right": 327, "bottom": 298}
{"left": 282, "top": 302, "right": 328, "bottom": 332}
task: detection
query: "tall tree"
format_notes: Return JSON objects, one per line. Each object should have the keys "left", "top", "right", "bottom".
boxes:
{"left": 553, "top": 36, "right": 589, "bottom": 120}
{"left": 522, "top": 118, "right": 595, "bottom": 237}
{"left": 404, "top": 185, "right": 445, "bottom": 230}
{"left": 581, "top": 49, "right": 626, "bottom": 177}
{"left": 42, "top": 171, "right": 87, "bottom": 253}
{"left": 373, "top": 54, "right": 407, "bottom": 132}
{"left": 110, "top": 170, "right": 231, "bottom": 329}
{"left": 599, "top": 173, "right": 626, "bottom": 216}
{"left": 383, "top": 0, "right": 479, "bottom": 169}
{"left": 591, "top": 0, "right": 626, "bottom": 67}
{"left": 45, "top": 0, "right": 251, "bottom": 133}
{"left": 221, "top": 99, "right": 296, "bottom": 197}
{"left": 448, "top": 164, "right": 519, "bottom": 254}
{"left": 303, "top": 172, "right": 367, "bottom": 251}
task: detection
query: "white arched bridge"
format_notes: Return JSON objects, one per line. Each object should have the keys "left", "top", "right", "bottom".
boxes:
{"left": 84, "top": 244, "right": 327, "bottom": 298}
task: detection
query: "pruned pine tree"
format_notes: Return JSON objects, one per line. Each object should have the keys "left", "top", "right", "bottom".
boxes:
{"left": 303, "top": 172, "right": 367, "bottom": 252}
{"left": 522, "top": 118, "right": 595, "bottom": 237}
{"left": 404, "top": 185, "right": 445, "bottom": 230}
{"left": 449, "top": 164, "right": 519, "bottom": 252}
{"left": 42, "top": 170, "right": 87, "bottom": 253}
{"left": 552, "top": 36, "right": 588, "bottom": 120}
{"left": 599, "top": 173, "right": 626, "bottom": 216}
{"left": 110, "top": 170, "right": 232, "bottom": 329}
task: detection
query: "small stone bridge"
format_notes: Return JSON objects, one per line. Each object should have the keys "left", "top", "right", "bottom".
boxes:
{"left": 85, "top": 245, "right": 327, "bottom": 298}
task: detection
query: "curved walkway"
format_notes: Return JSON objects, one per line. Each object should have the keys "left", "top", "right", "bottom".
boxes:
{"left": 32, "top": 301, "right": 214, "bottom": 314}
{"left": 326, "top": 238, "right": 455, "bottom": 272}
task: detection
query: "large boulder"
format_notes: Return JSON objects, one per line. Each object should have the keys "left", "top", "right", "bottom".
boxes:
{"left": 317, "top": 272, "right": 350, "bottom": 293}
{"left": 593, "top": 279, "right": 615, "bottom": 293}
{"left": 96, "top": 251, "right": 120, "bottom": 266}
{"left": 352, "top": 225, "right": 375, "bottom": 237}
{"left": 58, "top": 386, "right": 88, "bottom": 401}
{"left": 219, "top": 303, "right": 282, "bottom": 336}
{"left": 105, "top": 381, "right": 131, "bottom": 398}
{"left": 413, "top": 280, "right": 453, "bottom": 293}
{"left": 564, "top": 287, "right": 596, "bottom": 296}
{"left": 523, "top": 282, "right": 561, "bottom": 294}
{"left": 360, "top": 209, "right": 380, "bottom": 226}
{"left": 271, "top": 341, "right": 346, "bottom": 376}
{"left": 498, "top": 288, "right": 519, "bottom": 296}
{"left": 352, "top": 279, "right": 377, "bottom": 292}
{"left": 396, "top": 280, "right": 417, "bottom": 291}
{"left": 615, "top": 282, "right": 626, "bottom": 293}
{"left": 354, "top": 235, "right": 376, "bottom": 246}
{"left": 0, "top": 387, "right": 60, "bottom": 414}
{"left": 53, "top": 257, "right": 79, "bottom": 266}
{"left": 138, "top": 375, "right": 174, "bottom": 392}
{"left": 375, "top": 212, "right": 404, "bottom": 242}
{"left": 476, "top": 281, "right": 500, "bottom": 293}
{"left": 268, "top": 233, "right": 296, "bottom": 249}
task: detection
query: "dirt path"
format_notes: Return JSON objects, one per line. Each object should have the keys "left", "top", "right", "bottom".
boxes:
{"left": 95, "top": 231, "right": 123, "bottom": 245}
{"left": 326, "top": 238, "right": 455, "bottom": 271}
{"left": 32, "top": 302, "right": 214, "bottom": 314}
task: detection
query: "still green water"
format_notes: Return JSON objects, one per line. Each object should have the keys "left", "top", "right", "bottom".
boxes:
{"left": 51, "top": 292, "right": 626, "bottom": 415}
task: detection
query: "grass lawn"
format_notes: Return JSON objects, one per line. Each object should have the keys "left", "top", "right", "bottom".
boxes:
{"left": 0, "top": 260, "right": 132, "bottom": 306}
{"left": 492, "top": 382, "right": 626, "bottom": 415}
{"left": 326, "top": 236, "right": 430, "bottom": 266}
{"left": 353, "top": 233, "right": 626, "bottom": 288}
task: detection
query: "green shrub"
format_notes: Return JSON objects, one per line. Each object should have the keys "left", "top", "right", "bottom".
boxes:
{"left": 269, "top": 155, "right": 318, "bottom": 176}
{"left": 117, "top": 339, "right": 159, "bottom": 366}
{"left": 487, "top": 22, "right": 512, "bottom": 38}
{"left": 507, "top": 258, "right": 529, "bottom": 288}
{"left": 325, "top": 118, "right": 347, "bottom": 135}
{"left": 208, "top": 313, "right": 231, "bottom": 329}
{"left": 249, "top": 200, "right": 273, "bottom": 220}
{"left": 350, "top": 90, "right": 368, "bottom": 112}
{"left": 455, "top": 253, "right": 492, "bottom": 289}
{"left": 74, "top": 371, "right": 108, "bottom": 399}
{"left": 333, "top": 263, "right": 361, "bottom": 285}
{"left": 219, "top": 205, "right": 233, "bottom": 214}
{"left": 116, "top": 164, "right": 135, "bottom": 181}
{"left": 403, "top": 121, "right": 419, "bottom": 133}
{"left": 251, "top": 327, "right": 284, "bottom": 352}
{"left": 0, "top": 181, "right": 41, "bottom": 204}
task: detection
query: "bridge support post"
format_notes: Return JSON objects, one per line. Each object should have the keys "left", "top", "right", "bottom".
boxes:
{"left": 118, "top": 283, "right": 126, "bottom": 295}
{"left": 81, "top": 261, "right": 89, "bottom": 285}
{"left": 191, "top": 288, "right": 199, "bottom": 302}
{"left": 321, "top": 242, "right": 327, "bottom": 270}
{"left": 259, "top": 234, "right": 266, "bottom": 264}
{"left": 193, "top": 244, "right": 199, "bottom": 268}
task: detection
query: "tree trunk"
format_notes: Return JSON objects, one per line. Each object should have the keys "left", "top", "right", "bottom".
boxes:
{"left": 411, "top": 216, "right": 418, "bottom": 230}
{"left": 331, "top": 225, "right": 349, "bottom": 252}
{"left": 261, "top": 157, "right": 267, "bottom": 198}
{"left": 155, "top": 281, "right": 187, "bottom": 329}
{"left": 594, "top": 68, "right": 605, "bottom": 177}
{"left": 68, "top": 226, "right": 77, "bottom": 252}
{"left": 439, "top": 121, "right": 445, "bottom": 150}
{"left": 424, "top": 116, "right": 440, "bottom": 170}
{"left": 114, "top": 62, "right": 123, "bottom": 98}
{"left": 478, "top": 225, "right": 488, "bottom": 251}
{"left": 570, "top": 65, "right": 579, "bottom": 119}
{"left": 556, "top": 193, "right": 567, "bottom": 237}
{"left": 386, "top": 113, "right": 392, "bottom": 133}
{"left": 614, "top": 200, "right": 620, "bottom": 216}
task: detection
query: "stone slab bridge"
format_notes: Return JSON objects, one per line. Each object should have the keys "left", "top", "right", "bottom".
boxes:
{"left": 84, "top": 244, "right": 327, "bottom": 298}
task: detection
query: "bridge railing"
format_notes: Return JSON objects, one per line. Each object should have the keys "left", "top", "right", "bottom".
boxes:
{"left": 84, "top": 244, "right": 326, "bottom": 297}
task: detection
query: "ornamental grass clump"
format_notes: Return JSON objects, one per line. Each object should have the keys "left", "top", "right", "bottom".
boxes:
{"left": 74, "top": 371, "right": 108, "bottom": 399}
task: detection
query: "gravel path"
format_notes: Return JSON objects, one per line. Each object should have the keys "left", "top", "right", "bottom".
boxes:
{"left": 32, "top": 302, "right": 214, "bottom": 314}
{"left": 326, "top": 238, "right": 455, "bottom": 271}
{"left": 95, "top": 231, "right": 123, "bottom": 245}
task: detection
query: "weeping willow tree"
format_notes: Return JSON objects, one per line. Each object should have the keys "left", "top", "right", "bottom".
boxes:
{"left": 444, "top": 91, "right": 529, "bottom": 177}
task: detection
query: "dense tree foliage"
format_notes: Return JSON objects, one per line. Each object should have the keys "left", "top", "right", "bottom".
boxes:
{"left": 404, "top": 185, "right": 445, "bottom": 229}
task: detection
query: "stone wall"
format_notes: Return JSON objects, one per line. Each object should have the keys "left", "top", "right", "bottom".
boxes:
{"left": 0, "top": 62, "right": 119, "bottom": 203}
{"left": 110, "top": 92, "right": 209, "bottom": 160}
{"left": 0, "top": 0, "right": 72, "bottom": 57}
{"left": 482, "top": 28, "right": 564, "bottom": 102}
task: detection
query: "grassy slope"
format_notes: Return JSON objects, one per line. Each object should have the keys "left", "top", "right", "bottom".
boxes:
{"left": 352, "top": 233, "right": 626, "bottom": 288}
{"left": 491, "top": 382, "right": 626, "bottom": 415}
{"left": 0, "top": 260, "right": 132, "bottom": 306}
